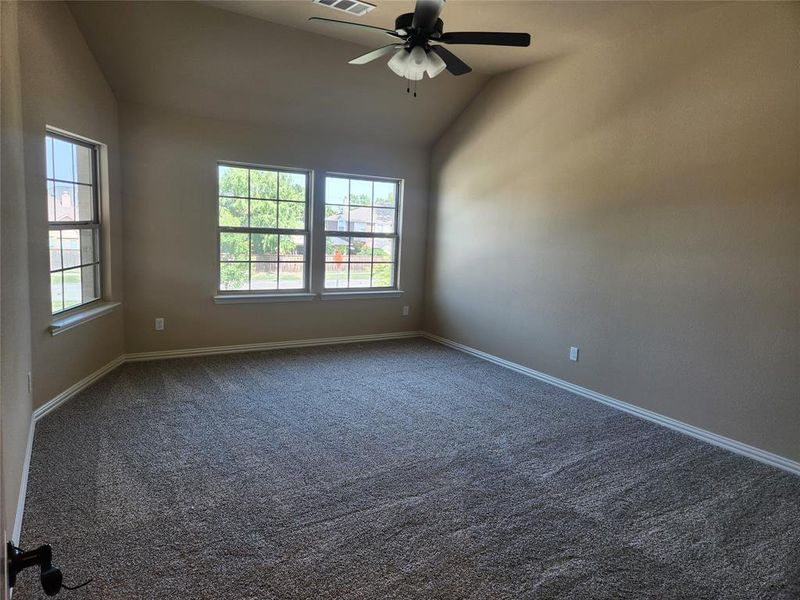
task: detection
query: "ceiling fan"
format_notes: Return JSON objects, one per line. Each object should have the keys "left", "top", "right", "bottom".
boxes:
{"left": 309, "top": 0, "right": 531, "bottom": 80}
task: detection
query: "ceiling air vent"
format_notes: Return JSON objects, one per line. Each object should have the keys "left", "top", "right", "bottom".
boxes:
{"left": 313, "top": 0, "right": 376, "bottom": 17}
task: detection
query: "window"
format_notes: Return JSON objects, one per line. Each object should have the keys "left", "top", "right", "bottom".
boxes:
{"left": 46, "top": 133, "right": 101, "bottom": 314}
{"left": 217, "top": 163, "right": 310, "bottom": 292}
{"left": 324, "top": 175, "right": 400, "bottom": 290}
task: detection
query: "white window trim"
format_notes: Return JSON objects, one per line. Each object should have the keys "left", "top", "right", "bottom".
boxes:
{"left": 213, "top": 293, "right": 316, "bottom": 304}
{"left": 320, "top": 290, "right": 403, "bottom": 300}
{"left": 49, "top": 301, "right": 120, "bottom": 336}
{"left": 212, "top": 165, "right": 406, "bottom": 303}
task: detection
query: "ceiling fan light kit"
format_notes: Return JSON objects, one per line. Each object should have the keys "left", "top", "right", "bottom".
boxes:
{"left": 388, "top": 46, "right": 446, "bottom": 80}
{"left": 309, "top": 0, "right": 531, "bottom": 85}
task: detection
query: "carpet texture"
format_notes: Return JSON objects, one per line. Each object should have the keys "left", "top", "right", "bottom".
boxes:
{"left": 15, "top": 339, "right": 800, "bottom": 599}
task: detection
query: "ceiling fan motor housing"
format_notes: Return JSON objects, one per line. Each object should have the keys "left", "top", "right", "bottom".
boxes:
{"left": 395, "top": 12, "right": 443, "bottom": 41}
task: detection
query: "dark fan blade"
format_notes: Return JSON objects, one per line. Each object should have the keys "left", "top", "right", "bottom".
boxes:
{"left": 308, "top": 17, "right": 401, "bottom": 38}
{"left": 430, "top": 45, "right": 472, "bottom": 76}
{"left": 412, "top": 0, "right": 445, "bottom": 33}
{"left": 439, "top": 32, "right": 531, "bottom": 47}
{"left": 349, "top": 44, "right": 403, "bottom": 65}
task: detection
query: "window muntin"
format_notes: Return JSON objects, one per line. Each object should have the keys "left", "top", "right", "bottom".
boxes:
{"left": 46, "top": 133, "right": 101, "bottom": 314}
{"left": 217, "top": 164, "right": 310, "bottom": 292}
{"left": 324, "top": 175, "right": 400, "bottom": 290}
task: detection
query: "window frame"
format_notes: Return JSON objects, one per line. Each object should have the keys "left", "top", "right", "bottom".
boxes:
{"left": 46, "top": 130, "right": 103, "bottom": 316}
{"left": 216, "top": 161, "right": 313, "bottom": 295}
{"left": 322, "top": 172, "right": 402, "bottom": 292}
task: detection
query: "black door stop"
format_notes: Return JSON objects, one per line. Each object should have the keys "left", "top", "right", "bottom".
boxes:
{"left": 7, "top": 542, "right": 93, "bottom": 596}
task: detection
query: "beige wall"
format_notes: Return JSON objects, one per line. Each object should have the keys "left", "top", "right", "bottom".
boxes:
{"left": 426, "top": 3, "right": 800, "bottom": 461}
{"left": 120, "top": 103, "right": 426, "bottom": 353}
{"left": 18, "top": 1, "right": 125, "bottom": 409}
{"left": 1, "top": 0, "right": 34, "bottom": 536}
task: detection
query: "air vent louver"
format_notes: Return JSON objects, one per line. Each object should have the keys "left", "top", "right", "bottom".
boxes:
{"left": 312, "top": 0, "right": 376, "bottom": 17}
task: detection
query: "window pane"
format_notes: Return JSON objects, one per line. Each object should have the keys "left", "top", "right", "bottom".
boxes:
{"left": 220, "top": 263, "right": 249, "bottom": 290}
{"left": 374, "top": 181, "right": 396, "bottom": 207}
{"left": 49, "top": 231, "right": 62, "bottom": 271}
{"left": 373, "top": 208, "right": 395, "bottom": 233}
{"left": 371, "top": 262, "right": 394, "bottom": 288}
{"left": 251, "top": 262, "right": 277, "bottom": 290}
{"left": 75, "top": 145, "right": 93, "bottom": 184}
{"left": 279, "top": 234, "right": 304, "bottom": 261}
{"left": 324, "top": 205, "right": 348, "bottom": 232}
{"left": 326, "top": 235, "right": 349, "bottom": 261}
{"left": 325, "top": 177, "right": 349, "bottom": 205}
{"left": 279, "top": 263, "right": 304, "bottom": 290}
{"left": 250, "top": 199, "right": 277, "bottom": 228}
{"left": 218, "top": 165, "right": 248, "bottom": 197}
{"left": 278, "top": 172, "right": 306, "bottom": 201}
{"left": 373, "top": 237, "right": 395, "bottom": 263}
{"left": 348, "top": 263, "right": 371, "bottom": 288}
{"left": 76, "top": 184, "right": 94, "bottom": 221}
{"left": 52, "top": 137, "right": 75, "bottom": 181}
{"left": 63, "top": 267, "right": 82, "bottom": 309}
{"left": 349, "top": 179, "right": 372, "bottom": 206}
{"left": 47, "top": 181, "right": 56, "bottom": 221}
{"left": 251, "top": 233, "right": 278, "bottom": 261}
{"left": 53, "top": 183, "right": 75, "bottom": 222}
{"left": 46, "top": 136, "right": 54, "bottom": 179}
{"left": 80, "top": 229, "right": 96, "bottom": 265}
{"left": 219, "top": 197, "right": 248, "bottom": 227}
{"left": 62, "top": 229, "right": 81, "bottom": 268}
{"left": 348, "top": 206, "right": 371, "bottom": 233}
{"left": 278, "top": 201, "right": 305, "bottom": 230}
{"left": 250, "top": 169, "right": 277, "bottom": 199}
{"left": 50, "top": 272, "right": 64, "bottom": 313}
{"left": 325, "top": 263, "right": 348, "bottom": 289}
{"left": 350, "top": 237, "right": 373, "bottom": 262}
{"left": 81, "top": 264, "right": 98, "bottom": 302}
{"left": 220, "top": 232, "right": 249, "bottom": 261}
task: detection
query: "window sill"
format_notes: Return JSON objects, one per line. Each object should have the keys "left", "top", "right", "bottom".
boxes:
{"left": 213, "top": 293, "right": 316, "bottom": 305}
{"left": 49, "top": 301, "right": 121, "bottom": 336}
{"left": 320, "top": 290, "right": 404, "bottom": 300}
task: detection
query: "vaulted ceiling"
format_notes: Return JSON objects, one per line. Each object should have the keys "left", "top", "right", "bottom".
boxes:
{"left": 202, "top": 0, "right": 714, "bottom": 75}
{"left": 68, "top": 1, "right": 714, "bottom": 146}
{"left": 68, "top": 1, "right": 488, "bottom": 146}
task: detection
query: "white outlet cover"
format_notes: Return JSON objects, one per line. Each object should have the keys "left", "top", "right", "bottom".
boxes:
{"left": 569, "top": 346, "right": 579, "bottom": 362}
{"left": 155, "top": 318, "right": 165, "bottom": 331}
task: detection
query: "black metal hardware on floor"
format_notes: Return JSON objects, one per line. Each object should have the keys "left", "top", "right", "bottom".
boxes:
{"left": 6, "top": 542, "right": 93, "bottom": 596}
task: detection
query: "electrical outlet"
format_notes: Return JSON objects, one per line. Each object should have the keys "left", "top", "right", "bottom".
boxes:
{"left": 569, "top": 346, "right": 579, "bottom": 362}
{"left": 155, "top": 318, "right": 165, "bottom": 331}
{"left": 27, "top": 372, "right": 32, "bottom": 394}
{"left": 402, "top": 305, "right": 410, "bottom": 317}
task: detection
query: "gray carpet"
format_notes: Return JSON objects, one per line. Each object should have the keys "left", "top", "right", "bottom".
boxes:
{"left": 15, "top": 339, "right": 800, "bottom": 599}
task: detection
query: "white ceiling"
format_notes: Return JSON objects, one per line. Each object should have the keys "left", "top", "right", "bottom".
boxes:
{"left": 201, "top": 0, "right": 717, "bottom": 75}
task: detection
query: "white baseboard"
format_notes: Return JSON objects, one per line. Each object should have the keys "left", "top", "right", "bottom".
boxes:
{"left": 32, "top": 355, "right": 126, "bottom": 422}
{"left": 11, "top": 418, "right": 35, "bottom": 545}
{"left": 422, "top": 332, "right": 800, "bottom": 477}
{"left": 124, "top": 330, "right": 423, "bottom": 362}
